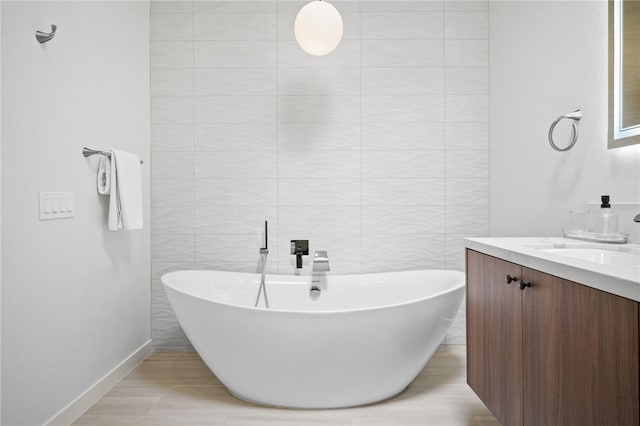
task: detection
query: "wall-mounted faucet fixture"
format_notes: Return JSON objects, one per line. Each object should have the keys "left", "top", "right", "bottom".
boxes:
{"left": 290, "top": 240, "right": 309, "bottom": 269}
{"left": 312, "top": 250, "right": 330, "bottom": 272}
{"left": 634, "top": 213, "right": 640, "bottom": 223}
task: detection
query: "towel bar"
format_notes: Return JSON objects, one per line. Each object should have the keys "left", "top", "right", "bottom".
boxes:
{"left": 82, "top": 147, "right": 144, "bottom": 164}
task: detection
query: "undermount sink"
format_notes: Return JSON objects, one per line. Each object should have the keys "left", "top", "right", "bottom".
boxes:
{"left": 538, "top": 247, "right": 640, "bottom": 267}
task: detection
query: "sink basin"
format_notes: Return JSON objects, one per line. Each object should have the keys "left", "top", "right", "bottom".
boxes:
{"left": 538, "top": 248, "right": 640, "bottom": 267}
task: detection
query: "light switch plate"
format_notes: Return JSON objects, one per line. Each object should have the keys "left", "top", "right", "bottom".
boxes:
{"left": 40, "top": 192, "right": 74, "bottom": 220}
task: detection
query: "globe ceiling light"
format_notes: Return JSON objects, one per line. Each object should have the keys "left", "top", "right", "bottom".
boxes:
{"left": 294, "top": 0, "right": 343, "bottom": 56}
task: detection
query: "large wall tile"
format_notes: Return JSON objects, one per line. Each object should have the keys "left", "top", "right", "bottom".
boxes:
{"left": 151, "top": 151, "right": 194, "bottom": 180}
{"left": 195, "top": 96, "right": 277, "bottom": 123}
{"left": 278, "top": 67, "right": 360, "bottom": 96}
{"left": 151, "top": 41, "right": 193, "bottom": 68}
{"left": 152, "top": 234, "right": 195, "bottom": 263}
{"left": 361, "top": 12, "right": 443, "bottom": 39}
{"left": 363, "top": 205, "right": 445, "bottom": 234}
{"left": 362, "top": 95, "right": 445, "bottom": 123}
{"left": 362, "top": 39, "right": 444, "bottom": 67}
{"left": 445, "top": 39, "right": 488, "bottom": 66}
{"left": 445, "top": 205, "right": 490, "bottom": 234}
{"left": 152, "top": 1, "right": 193, "bottom": 14}
{"left": 194, "top": 13, "right": 276, "bottom": 40}
{"left": 445, "top": 122, "right": 489, "bottom": 150}
{"left": 362, "top": 178, "right": 445, "bottom": 205}
{"left": 445, "top": 67, "right": 488, "bottom": 94}
{"left": 278, "top": 178, "right": 361, "bottom": 206}
{"left": 446, "top": 178, "right": 489, "bottom": 206}
{"left": 194, "top": 1, "right": 276, "bottom": 14}
{"left": 152, "top": 206, "right": 195, "bottom": 235}
{"left": 195, "top": 206, "right": 277, "bottom": 234}
{"left": 362, "top": 151, "right": 445, "bottom": 178}
{"left": 194, "top": 151, "right": 277, "bottom": 179}
{"left": 152, "top": 124, "right": 194, "bottom": 151}
{"left": 445, "top": 94, "right": 489, "bottom": 122}
{"left": 151, "top": 179, "right": 194, "bottom": 206}
{"left": 279, "top": 206, "right": 361, "bottom": 236}
{"left": 361, "top": 122, "right": 445, "bottom": 150}
{"left": 444, "top": 12, "right": 489, "bottom": 39}
{"left": 362, "top": 1, "right": 443, "bottom": 12}
{"left": 278, "top": 150, "right": 361, "bottom": 178}
{"left": 151, "top": 69, "right": 194, "bottom": 96}
{"left": 195, "top": 123, "right": 277, "bottom": 151}
{"left": 278, "top": 123, "right": 360, "bottom": 151}
{"left": 444, "top": 1, "right": 489, "bottom": 12}
{"left": 195, "top": 178, "right": 277, "bottom": 205}
{"left": 150, "top": 13, "right": 193, "bottom": 40}
{"left": 278, "top": 96, "right": 360, "bottom": 123}
{"left": 195, "top": 41, "right": 276, "bottom": 68}
{"left": 445, "top": 150, "right": 489, "bottom": 178}
{"left": 195, "top": 68, "right": 277, "bottom": 96}
{"left": 362, "top": 234, "right": 446, "bottom": 264}
{"left": 361, "top": 67, "right": 444, "bottom": 95}
{"left": 151, "top": 97, "right": 194, "bottom": 124}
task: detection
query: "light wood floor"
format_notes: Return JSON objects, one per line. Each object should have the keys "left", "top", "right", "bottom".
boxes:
{"left": 73, "top": 345, "right": 500, "bottom": 426}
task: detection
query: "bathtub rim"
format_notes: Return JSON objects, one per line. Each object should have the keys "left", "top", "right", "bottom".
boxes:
{"left": 162, "top": 269, "right": 466, "bottom": 316}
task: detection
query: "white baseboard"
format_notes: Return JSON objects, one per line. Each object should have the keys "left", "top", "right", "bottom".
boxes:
{"left": 43, "top": 339, "right": 153, "bottom": 426}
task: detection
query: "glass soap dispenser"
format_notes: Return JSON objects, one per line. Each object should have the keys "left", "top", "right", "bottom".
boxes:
{"left": 594, "top": 195, "right": 619, "bottom": 236}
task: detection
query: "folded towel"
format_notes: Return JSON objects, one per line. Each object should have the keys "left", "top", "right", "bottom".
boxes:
{"left": 108, "top": 149, "right": 143, "bottom": 231}
{"left": 97, "top": 156, "right": 111, "bottom": 195}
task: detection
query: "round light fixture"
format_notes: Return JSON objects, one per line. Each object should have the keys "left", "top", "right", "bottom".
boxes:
{"left": 294, "top": 0, "right": 343, "bottom": 56}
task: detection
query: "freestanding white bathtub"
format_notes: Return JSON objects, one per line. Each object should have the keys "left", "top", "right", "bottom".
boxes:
{"left": 162, "top": 269, "right": 465, "bottom": 408}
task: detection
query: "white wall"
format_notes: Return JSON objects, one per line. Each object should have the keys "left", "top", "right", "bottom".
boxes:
{"left": 0, "top": 1, "right": 3, "bottom": 421}
{"left": 150, "top": 0, "right": 490, "bottom": 349}
{"left": 490, "top": 1, "right": 640, "bottom": 239}
{"left": 1, "top": 2, "right": 150, "bottom": 425}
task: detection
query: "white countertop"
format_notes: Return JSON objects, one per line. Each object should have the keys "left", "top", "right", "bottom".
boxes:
{"left": 465, "top": 237, "right": 640, "bottom": 302}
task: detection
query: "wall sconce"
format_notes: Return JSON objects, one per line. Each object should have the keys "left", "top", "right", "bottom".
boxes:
{"left": 294, "top": 0, "right": 343, "bottom": 56}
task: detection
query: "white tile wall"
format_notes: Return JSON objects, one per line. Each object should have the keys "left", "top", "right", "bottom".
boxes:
{"left": 151, "top": 0, "right": 489, "bottom": 350}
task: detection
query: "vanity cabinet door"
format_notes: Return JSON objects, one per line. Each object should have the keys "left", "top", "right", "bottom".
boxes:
{"left": 522, "top": 267, "right": 639, "bottom": 426}
{"left": 466, "top": 249, "right": 523, "bottom": 426}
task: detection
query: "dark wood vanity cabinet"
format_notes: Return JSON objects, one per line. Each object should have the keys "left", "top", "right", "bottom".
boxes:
{"left": 466, "top": 249, "right": 639, "bottom": 426}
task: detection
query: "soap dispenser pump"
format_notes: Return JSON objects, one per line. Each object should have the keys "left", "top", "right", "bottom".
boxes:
{"left": 595, "top": 195, "right": 619, "bottom": 235}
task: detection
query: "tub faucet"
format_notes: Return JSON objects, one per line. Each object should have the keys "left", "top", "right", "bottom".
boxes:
{"left": 290, "top": 240, "right": 309, "bottom": 269}
{"left": 313, "top": 250, "right": 330, "bottom": 272}
{"left": 634, "top": 213, "right": 640, "bottom": 223}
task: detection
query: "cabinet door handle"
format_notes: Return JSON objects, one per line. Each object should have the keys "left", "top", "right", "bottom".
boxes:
{"left": 506, "top": 274, "right": 518, "bottom": 284}
{"left": 519, "top": 281, "right": 531, "bottom": 290}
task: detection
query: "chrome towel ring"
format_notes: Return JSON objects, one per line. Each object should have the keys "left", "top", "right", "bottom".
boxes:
{"left": 548, "top": 109, "right": 582, "bottom": 151}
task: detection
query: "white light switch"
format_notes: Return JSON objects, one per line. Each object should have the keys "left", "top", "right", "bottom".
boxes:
{"left": 40, "top": 192, "right": 74, "bottom": 220}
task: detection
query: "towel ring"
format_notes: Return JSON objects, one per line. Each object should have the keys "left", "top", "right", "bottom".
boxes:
{"left": 548, "top": 109, "right": 582, "bottom": 152}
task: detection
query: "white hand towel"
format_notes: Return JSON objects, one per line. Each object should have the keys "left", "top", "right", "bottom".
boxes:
{"left": 108, "top": 149, "right": 143, "bottom": 231}
{"left": 97, "top": 156, "right": 111, "bottom": 195}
